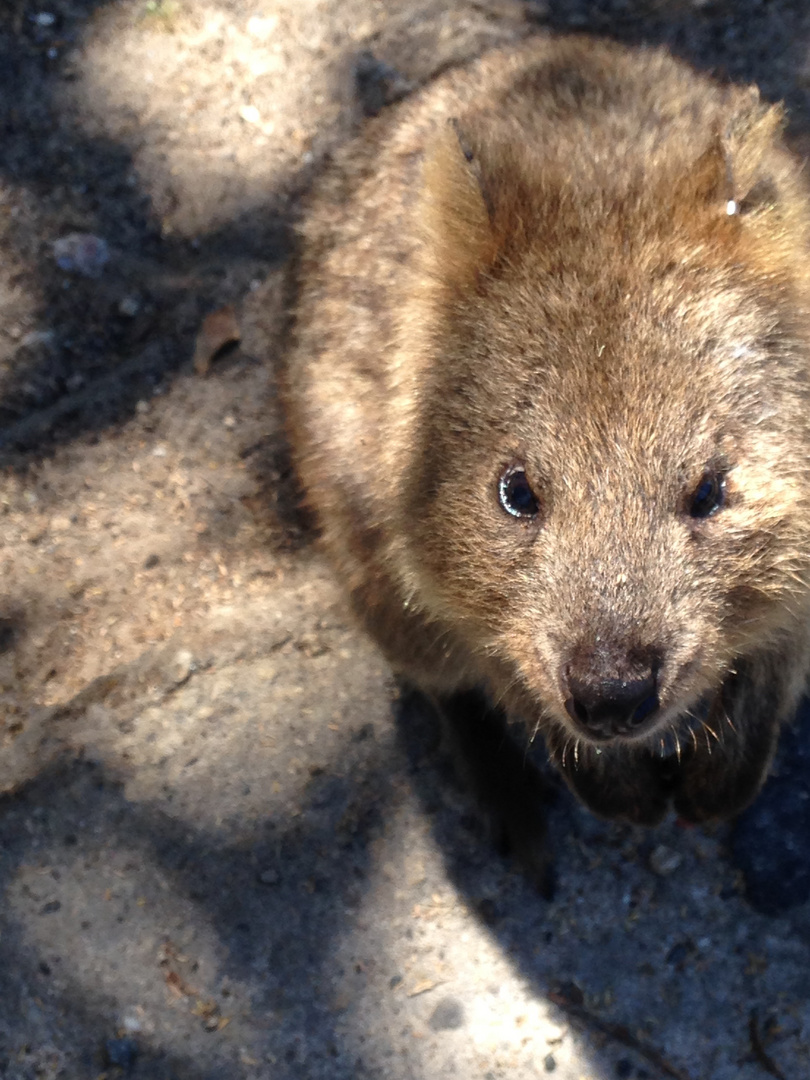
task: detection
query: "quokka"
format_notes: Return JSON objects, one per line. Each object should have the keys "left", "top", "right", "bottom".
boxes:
{"left": 284, "top": 35, "right": 810, "bottom": 887}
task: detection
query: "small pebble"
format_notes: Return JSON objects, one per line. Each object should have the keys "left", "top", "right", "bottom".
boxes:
{"left": 120, "top": 1012, "right": 143, "bottom": 1034}
{"left": 258, "top": 867, "right": 281, "bottom": 885}
{"left": 20, "top": 329, "right": 55, "bottom": 349}
{"left": 239, "top": 103, "right": 262, "bottom": 125}
{"left": 143, "top": 553, "right": 160, "bottom": 570}
{"left": 428, "top": 996, "right": 465, "bottom": 1031}
{"left": 52, "top": 232, "right": 110, "bottom": 277}
{"left": 649, "top": 845, "right": 682, "bottom": 876}
{"left": 543, "top": 1052, "right": 556, "bottom": 1072}
{"left": 170, "top": 649, "right": 195, "bottom": 686}
{"left": 545, "top": 1022, "right": 566, "bottom": 1044}
{"left": 246, "top": 14, "right": 278, "bottom": 38}
{"left": 118, "top": 295, "right": 140, "bottom": 317}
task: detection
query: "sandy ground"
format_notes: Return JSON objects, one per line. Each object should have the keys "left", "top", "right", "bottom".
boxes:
{"left": 3, "top": 2, "right": 810, "bottom": 1078}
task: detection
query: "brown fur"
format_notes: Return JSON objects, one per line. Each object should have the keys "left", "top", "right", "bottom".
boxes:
{"left": 284, "top": 36, "right": 810, "bottom": 859}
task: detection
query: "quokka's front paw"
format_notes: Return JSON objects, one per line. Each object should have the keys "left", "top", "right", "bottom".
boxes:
{"left": 437, "top": 689, "right": 556, "bottom": 898}
{"left": 491, "top": 778, "right": 557, "bottom": 900}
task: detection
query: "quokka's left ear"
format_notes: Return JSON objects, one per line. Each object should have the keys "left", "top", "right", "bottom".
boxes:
{"left": 672, "top": 89, "right": 786, "bottom": 218}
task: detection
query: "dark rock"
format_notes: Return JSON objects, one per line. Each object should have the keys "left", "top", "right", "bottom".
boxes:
{"left": 354, "top": 51, "right": 413, "bottom": 117}
{"left": 665, "top": 941, "right": 692, "bottom": 967}
{"left": 104, "top": 1037, "right": 138, "bottom": 1070}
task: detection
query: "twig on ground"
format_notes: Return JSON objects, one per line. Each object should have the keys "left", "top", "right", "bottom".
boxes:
{"left": 547, "top": 987, "right": 692, "bottom": 1080}
{"left": 748, "top": 1010, "right": 787, "bottom": 1080}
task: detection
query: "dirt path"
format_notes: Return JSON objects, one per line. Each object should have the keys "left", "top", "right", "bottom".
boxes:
{"left": 2, "top": 2, "right": 810, "bottom": 1078}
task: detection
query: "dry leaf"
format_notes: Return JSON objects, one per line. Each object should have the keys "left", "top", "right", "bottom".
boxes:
{"left": 165, "top": 970, "right": 197, "bottom": 998}
{"left": 192, "top": 998, "right": 219, "bottom": 1018}
{"left": 193, "top": 304, "right": 241, "bottom": 375}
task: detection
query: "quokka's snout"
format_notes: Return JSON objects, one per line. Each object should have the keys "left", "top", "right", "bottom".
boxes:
{"left": 561, "top": 642, "right": 662, "bottom": 741}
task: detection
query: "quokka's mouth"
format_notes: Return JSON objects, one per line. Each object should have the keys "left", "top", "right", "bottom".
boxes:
{"left": 543, "top": 690, "right": 741, "bottom": 825}
{"left": 549, "top": 688, "right": 717, "bottom": 755}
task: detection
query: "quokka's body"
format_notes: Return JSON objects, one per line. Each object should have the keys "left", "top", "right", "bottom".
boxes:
{"left": 284, "top": 35, "right": 810, "bottom": 862}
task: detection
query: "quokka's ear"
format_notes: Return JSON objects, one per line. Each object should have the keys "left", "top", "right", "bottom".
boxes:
{"left": 724, "top": 88, "right": 786, "bottom": 211}
{"left": 673, "top": 131, "right": 732, "bottom": 210}
{"left": 419, "top": 120, "right": 498, "bottom": 290}
{"left": 673, "top": 89, "right": 786, "bottom": 217}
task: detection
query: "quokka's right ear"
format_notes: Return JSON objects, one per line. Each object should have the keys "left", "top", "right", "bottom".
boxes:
{"left": 419, "top": 120, "right": 499, "bottom": 291}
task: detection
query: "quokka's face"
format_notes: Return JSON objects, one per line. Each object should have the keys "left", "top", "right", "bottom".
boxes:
{"left": 401, "top": 232, "right": 810, "bottom": 751}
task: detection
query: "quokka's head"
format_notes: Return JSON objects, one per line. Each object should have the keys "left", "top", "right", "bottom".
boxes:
{"left": 398, "top": 83, "right": 810, "bottom": 752}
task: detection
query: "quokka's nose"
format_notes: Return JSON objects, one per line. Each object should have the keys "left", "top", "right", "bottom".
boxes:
{"left": 564, "top": 669, "right": 660, "bottom": 739}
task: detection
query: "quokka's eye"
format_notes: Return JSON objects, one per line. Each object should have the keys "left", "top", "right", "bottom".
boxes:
{"left": 498, "top": 465, "right": 540, "bottom": 519}
{"left": 688, "top": 471, "right": 726, "bottom": 519}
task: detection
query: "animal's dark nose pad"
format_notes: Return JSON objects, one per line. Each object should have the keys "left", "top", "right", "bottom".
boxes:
{"left": 564, "top": 670, "right": 660, "bottom": 739}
